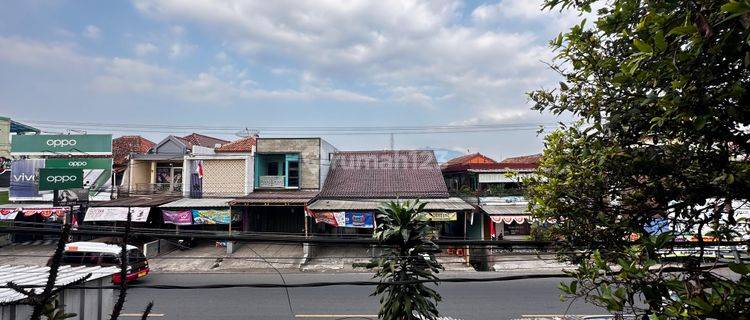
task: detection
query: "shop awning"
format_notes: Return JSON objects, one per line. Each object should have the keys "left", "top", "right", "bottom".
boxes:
{"left": 159, "top": 198, "right": 230, "bottom": 208}
{"left": 230, "top": 191, "right": 318, "bottom": 206}
{"left": 84, "top": 207, "right": 150, "bottom": 222}
{"left": 0, "top": 205, "right": 68, "bottom": 220}
{"left": 307, "top": 197, "right": 473, "bottom": 212}
{"left": 480, "top": 203, "right": 528, "bottom": 215}
{"left": 91, "top": 195, "right": 181, "bottom": 207}
{"left": 489, "top": 215, "right": 530, "bottom": 224}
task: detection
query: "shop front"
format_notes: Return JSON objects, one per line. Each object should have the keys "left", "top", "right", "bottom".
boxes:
{"left": 480, "top": 202, "right": 532, "bottom": 240}
{"left": 159, "top": 198, "right": 234, "bottom": 232}
{"left": 84, "top": 195, "right": 181, "bottom": 229}
{"left": 229, "top": 191, "right": 318, "bottom": 235}
{"left": 0, "top": 205, "right": 70, "bottom": 242}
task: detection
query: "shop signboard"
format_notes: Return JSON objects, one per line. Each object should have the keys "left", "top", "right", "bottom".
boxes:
{"left": 311, "top": 211, "right": 374, "bottom": 228}
{"left": 192, "top": 209, "right": 230, "bottom": 224}
{"left": 421, "top": 212, "right": 457, "bottom": 222}
{"left": 11, "top": 134, "right": 112, "bottom": 155}
{"left": 163, "top": 210, "right": 193, "bottom": 225}
{"left": 9, "top": 159, "right": 51, "bottom": 201}
{"left": 38, "top": 169, "right": 83, "bottom": 191}
{"left": 45, "top": 158, "right": 112, "bottom": 201}
{"left": 344, "top": 212, "right": 374, "bottom": 228}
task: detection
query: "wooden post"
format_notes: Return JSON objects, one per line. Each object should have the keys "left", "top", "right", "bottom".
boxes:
{"left": 303, "top": 206, "right": 309, "bottom": 237}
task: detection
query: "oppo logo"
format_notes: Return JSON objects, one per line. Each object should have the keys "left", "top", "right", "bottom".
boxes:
{"left": 46, "top": 175, "right": 77, "bottom": 183}
{"left": 67, "top": 161, "right": 88, "bottom": 167}
{"left": 46, "top": 139, "right": 77, "bottom": 147}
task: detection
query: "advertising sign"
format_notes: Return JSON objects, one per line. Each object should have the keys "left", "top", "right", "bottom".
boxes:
{"left": 344, "top": 212, "right": 374, "bottom": 228}
{"left": 162, "top": 210, "right": 193, "bottom": 225}
{"left": 84, "top": 207, "right": 150, "bottom": 222}
{"left": 11, "top": 134, "right": 112, "bottom": 155}
{"left": 9, "top": 159, "right": 51, "bottom": 201}
{"left": 38, "top": 168, "right": 83, "bottom": 190}
{"left": 421, "top": 212, "right": 457, "bottom": 222}
{"left": 192, "top": 209, "right": 231, "bottom": 224}
{"left": 45, "top": 158, "right": 112, "bottom": 201}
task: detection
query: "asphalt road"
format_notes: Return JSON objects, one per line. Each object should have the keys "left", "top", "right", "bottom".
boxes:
{"left": 120, "top": 272, "right": 609, "bottom": 320}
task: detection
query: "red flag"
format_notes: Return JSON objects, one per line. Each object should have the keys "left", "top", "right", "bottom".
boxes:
{"left": 197, "top": 160, "right": 204, "bottom": 178}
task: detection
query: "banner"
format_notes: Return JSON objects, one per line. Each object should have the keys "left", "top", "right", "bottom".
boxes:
{"left": 344, "top": 212, "right": 374, "bottom": 228}
{"left": 22, "top": 207, "right": 68, "bottom": 219}
{"left": 311, "top": 211, "right": 346, "bottom": 227}
{"left": 45, "top": 158, "right": 112, "bottom": 201}
{"left": 84, "top": 207, "right": 150, "bottom": 222}
{"left": 163, "top": 210, "right": 193, "bottom": 225}
{"left": 0, "top": 209, "right": 18, "bottom": 220}
{"left": 11, "top": 134, "right": 112, "bottom": 155}
{"left": 9, "top": 159, "right": 51, "bottom": 201}
{"left": 421, "top": 212, "right": 457, "bottom": 222}
{"left": 192, "top": 209, "right": 230, "bottom": 224}
{"left": 38, "top": 168, "right": 83, "bottom": 190}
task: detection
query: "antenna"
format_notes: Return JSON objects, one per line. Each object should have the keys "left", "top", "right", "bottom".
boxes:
{"left": 236, "top": 128, "right": 259, "bottom": 138}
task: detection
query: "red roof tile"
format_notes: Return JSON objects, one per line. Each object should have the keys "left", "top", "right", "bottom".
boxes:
{"left": 112, "top": 136, "right": 155, "bottom": 166}
{"left": 318, "top": 150, "right": 449, "bottom": 199}
{"left": 180, "top": 133, "right": 229, "bottom": 149}
{"left": 215, "top": 136, "right": 256, "bottom": 153}
{"left": 442, "top": 153, "right": 541, "bottom": 173}
{"left": 499, "top": 154, "right": 542, "bottom": 165}
{"left": 441, "top": 153, "right": 497, "bottom": 169}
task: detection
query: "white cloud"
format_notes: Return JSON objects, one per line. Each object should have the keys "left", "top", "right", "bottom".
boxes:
{"left": 131, "top": 0, "right": 571, "bottom": 121}
{"left": 83, "top": 25, "right": 101, "bottom": 39}
{"left": 134, "top": 42, "right": 158, "bottom": 56}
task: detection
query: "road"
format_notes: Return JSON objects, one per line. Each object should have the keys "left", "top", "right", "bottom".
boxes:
{"left": 121, "top": 272, "right": 609, "bottom": 320}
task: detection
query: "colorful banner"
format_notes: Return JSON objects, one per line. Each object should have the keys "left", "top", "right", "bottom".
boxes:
{"left": 192, "top": 209, "right": 230, "bottom": 224}
{"left": 84, "top": 207, "right": 150, "bottom": 222}
{"left": 0, "top": 209, "right": 18, "bottom": 220}
{"left": 163, "top": 210, "right": 193, "bottom": 225}
{"left": 22, "top": 207, "right": 68, "bottom": 219}
{"left": 421, "top": 212, "right": 457, "bottom": 222}
{"left": 11, "top": 134, "right": 112, "bottom": 155}
{"left": 344, "top": 212, "right": 374, "bottom": 228}
{"left": 311, "top": 211, "right": 346, "bottom": 227}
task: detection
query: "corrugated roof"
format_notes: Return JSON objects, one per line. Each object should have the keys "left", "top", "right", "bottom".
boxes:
{"left": 0, "top": 265, "right": 118, "bottom": 303}
{"left": 318, "top": 150, "right": 449, "bottom": 199}
{"left": 480, "top": 203, "right": 529, "bottom": 215}
{"left": 308, "top": 197, "right": 473, "bottom": 211}
{"left": 230, "top": 190, "right": 318, "bottom": 206}
{"left": 160, "top": 198, "right": 230, "bottom": 208}
{"left": 92, "top": 195, "right": 181, "bottom": 207}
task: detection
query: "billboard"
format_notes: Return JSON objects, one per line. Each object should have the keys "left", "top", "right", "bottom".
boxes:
{"left": 38, "top": 169, "right": 83, "bottom": 190}
{"left": 9, "top": 159, "right": 51, "bottom": 201}
{"left": 45, "top": 158, "right": 112, "bottom": 202}
{"left": 11, "top": 134, "right": 112, "bottom": 155}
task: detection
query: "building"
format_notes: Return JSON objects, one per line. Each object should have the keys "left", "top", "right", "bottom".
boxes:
{"left": 122, "top": 133, "right": 228, "bottom": 196}
{"left": 308, "top": 150, "right": 474, "bottom": 237}
{"left": 0, "top": 265, "right": 118, "bottom": 320}
{"left": 112, "top": 136, "right": 155, "bottom": 186}
{"left": 229, "top": 138, "right": 337, "bottom": 234}
{"left": 442, "top": 153, "right": 540, "bottom": 197}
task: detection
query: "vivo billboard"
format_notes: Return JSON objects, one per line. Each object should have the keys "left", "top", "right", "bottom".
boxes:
{"left": 9, "top": 159, "right": 51, "bottom": 201}
{"left": 11, "top": 134, "right": 112, "bottom": 155}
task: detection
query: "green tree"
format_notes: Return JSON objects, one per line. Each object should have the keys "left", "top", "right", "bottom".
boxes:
{"left": 527, "top": 0, "right": 750, "bottom": 318}
{"left": 368, "top": 200, "right": 443, "bottom": 320}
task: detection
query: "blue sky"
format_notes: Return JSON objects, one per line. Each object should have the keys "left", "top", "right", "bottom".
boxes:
{"left": 0, "top": 0, "right": 583, "bottom": 161}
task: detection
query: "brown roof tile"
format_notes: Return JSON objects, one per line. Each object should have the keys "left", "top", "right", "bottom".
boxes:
{"left": 215, "top": 136, "right": 256, "bottom": 153}
{"left": 318, "top": 150, "right": 449, "bottom": 199}
{"left": 112, "top": 136, "right": 155, "bottom": 166}
{"left": 181, "top": 133, "right": 229, "bottom": 149}
{"left": 442, "top": 153, "right": 541, "bottom": 173}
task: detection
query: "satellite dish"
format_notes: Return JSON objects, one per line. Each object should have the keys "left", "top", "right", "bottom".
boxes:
{"left": 235, "top": 128, "right": 259, "bottom": 138}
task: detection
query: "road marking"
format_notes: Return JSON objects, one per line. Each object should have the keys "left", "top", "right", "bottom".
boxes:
{"left": 120, "top": 313, "right": 166, "bottom": 317}
{"left": 294, "top": 315, "right": 378, "bottom": 318}
{"left": 520, "top": 315, "right": 620, "bottom": 318}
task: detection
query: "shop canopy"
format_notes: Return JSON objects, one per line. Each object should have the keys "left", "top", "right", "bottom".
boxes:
{"left": 480, "top": 203, "right": 531, "bottom": 224}
{"left": 159, "top": 198, "right": 230, "bottom": 208}
{"left": 0, "top": 205, "right": 68, "bottom": 220}
{"left": 307, "top": 197, "right": 473, "bottom": 212}
{"left": 230, "top": 191, "right": 318, "bottom": 206}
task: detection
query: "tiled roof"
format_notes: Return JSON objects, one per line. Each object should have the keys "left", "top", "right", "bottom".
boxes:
{"left": 317, "top": 150, "right": 449, "bottom": 199}
{"left": 441, "top": 153, "right": 497, "bottom": 170}
{"left": 308, "top": 197, "right": 473, "bottom": 211}
{"left": 112, "top": 136, "right": 155, "bottom": 166}
{"left": 181, "top": 133, "right": 229, "bottom": 149}
{"left": 215, "top": 136, "right": 256, "bottom": 153}
{"left": 442, "top": 153, "right": 541, "bottom": 173}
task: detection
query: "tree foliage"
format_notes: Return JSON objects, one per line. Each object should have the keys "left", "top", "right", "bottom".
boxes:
{"left": 527, "top": 0, "right": 750, "bottom": 318}
{"left": 368, "top": 200, "right": 443, "bottom": 320}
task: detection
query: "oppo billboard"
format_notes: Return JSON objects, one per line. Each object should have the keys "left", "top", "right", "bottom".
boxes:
{"left": 11, "top": 134, "right": 112, "bottom": 155}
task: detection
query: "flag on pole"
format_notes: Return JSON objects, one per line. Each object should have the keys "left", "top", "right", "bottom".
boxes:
{"left": 196, "top": 160, "right": 204, "bottom": 178}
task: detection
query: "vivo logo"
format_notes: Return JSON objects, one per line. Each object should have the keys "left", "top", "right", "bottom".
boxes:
{"left": 46, "top": 175, "right": 77, "bottom": 183}
{"left": 46, "top": 139, "right": 77, "bottom": 147}
{"left": 67, "top": 161, "right": 87, "bottom": 167}
{"left": 12, "top": 173, "right": 35, "bottom": 182}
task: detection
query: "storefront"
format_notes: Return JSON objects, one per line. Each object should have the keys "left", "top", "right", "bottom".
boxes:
{"left": 0, "top": 204, "right": 69, "bottom": 242}
{"left": 480, "top": 202, "right": 532, "bottom": 240}
{"left": 230, "top": 191, "right": 318, "bottom": 235}
{"left": 84, "top": 195, "right": 181, "bottom": 229}
{"left": 159, "top": 198, "right": 234, "bottom": 232}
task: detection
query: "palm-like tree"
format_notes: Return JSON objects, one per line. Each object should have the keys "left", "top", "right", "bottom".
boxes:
{"left": 369, "top": 200, "right": 443, "bottom": 320}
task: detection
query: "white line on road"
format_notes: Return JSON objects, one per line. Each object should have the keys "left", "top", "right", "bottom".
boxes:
{"left": 294, "top": 315, "right": 378, "bottom": 319}
{"left": 120, "top": 313, "right": 166, "bottom": 317}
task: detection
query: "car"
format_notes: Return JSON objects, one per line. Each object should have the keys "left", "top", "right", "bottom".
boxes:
{"left": 52, "top": 241, "right": 150, "bottom": 284}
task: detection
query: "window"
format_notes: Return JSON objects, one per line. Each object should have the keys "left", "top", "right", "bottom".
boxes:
{"left": 267, "top": 162, "right": 279, "bottom": 175}
{"left": 287, "top": 160, "right": 299, "bottom": 187}
{"left": 61, "top": 252, "right": 85, "bottom": 265}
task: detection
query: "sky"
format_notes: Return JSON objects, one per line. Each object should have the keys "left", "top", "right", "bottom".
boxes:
{"left": 0, "top": 0, "right": 584, "bottom": 161}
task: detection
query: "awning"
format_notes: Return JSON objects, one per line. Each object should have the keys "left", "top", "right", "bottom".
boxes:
{"left": 91, "top": 195, "right": 181, "bottom": 207}
{"left": 307, "top": 197, "right": 473, "bottom": 212}
{"left": 84, "top": 207, "right": 150, "bottom": 222}
{"left": 230, "top": 191, "right": 319, "bottom": 206}
{"left": 160, "top": 198, "right": 230, "bottom": 208}
{"left": 480, "top": 203, "right": 528, "bottom": 215}
{"left": 0, "top": 205, "right": 68, "bottom": 220}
